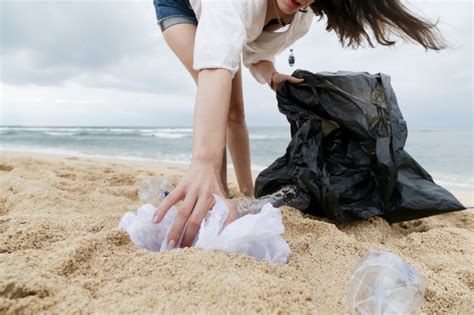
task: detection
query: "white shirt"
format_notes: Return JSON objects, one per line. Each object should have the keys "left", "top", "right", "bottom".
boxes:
{"left": 189, "top": 0, "right": 313, "bottom": 84}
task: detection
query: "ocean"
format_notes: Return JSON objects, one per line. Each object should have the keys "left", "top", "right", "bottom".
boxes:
{"left": 1, "top": 126, "right": 472, "bottom": 191}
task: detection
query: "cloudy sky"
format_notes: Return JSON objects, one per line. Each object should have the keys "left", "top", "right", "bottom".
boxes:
{"left": 0, "top": 0, "right": 472, "bottom": 128}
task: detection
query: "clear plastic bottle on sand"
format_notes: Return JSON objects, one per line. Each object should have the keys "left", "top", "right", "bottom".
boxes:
{"left": 138, "top": 179, "right": 310, "bottom": 217}
{"left": 347, "top": 250, "right": 425, "bottom": 315}
{"left": 138, "top": 178, "right": 173, "bottom": 206}
{"left": 235, "top": 185, "right": 310, "bottom": 217}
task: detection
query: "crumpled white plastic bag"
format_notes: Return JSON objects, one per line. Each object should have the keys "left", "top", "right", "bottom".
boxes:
{"left": 119, "top": 194, "right": 291, "bottom": 264}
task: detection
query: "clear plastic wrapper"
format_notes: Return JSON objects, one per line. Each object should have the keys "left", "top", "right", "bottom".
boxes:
{"left": 119, "top": 194, "right": 290, "bottom": 264}
{"left": 138, "top": 178, "right": 173, "bottom": 206}
{"left": 347, "top": 250, "right": 425, "bottom": 315}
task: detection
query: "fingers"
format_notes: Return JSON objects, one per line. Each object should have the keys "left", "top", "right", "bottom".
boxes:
{"left": 153, "top": 187, "right": 184, "bottom": 223}
{"left": 167, "top": 192, "right": 197, "bottom": 247}
{"left": 288, "top": 76, "right": 304, "bottom": 84}
{"left": 223, "top": 200, "right": 238, "bottom": 227}
{"left": 273, "top": 75, "right": 304, "bottom": 91}
{"left": 153, "top": 182, "right": 237, "bottom": 249}
{"left": 180, "top": 193, "right": 215, "bottom": 247}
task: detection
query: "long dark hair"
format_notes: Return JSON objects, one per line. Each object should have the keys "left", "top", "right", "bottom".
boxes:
{"left": 307, "top": 0, "right": 447, "bottom": 50}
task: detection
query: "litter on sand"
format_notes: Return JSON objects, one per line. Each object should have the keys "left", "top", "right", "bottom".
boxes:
{"left": 119, "top": 193, "right": 291, "bottom": 264}
{"left": 347, "top": 249, "right": 425, "bottom": 315}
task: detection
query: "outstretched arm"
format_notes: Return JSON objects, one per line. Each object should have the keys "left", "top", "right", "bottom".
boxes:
{"left": 153, "top": 68, "right": 237, "bottom": 248}
{"left": 192, "top": 69, "right": 232, "bottom": 165}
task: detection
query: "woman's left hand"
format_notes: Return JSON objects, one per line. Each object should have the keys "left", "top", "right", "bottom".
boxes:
{"left": 271, "top": 72, "right": 304, "bottom": 91}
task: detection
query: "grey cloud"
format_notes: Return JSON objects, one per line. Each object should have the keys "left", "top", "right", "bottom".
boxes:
{"left": 0, "top": 0, "right": 472, "bottom": 128}
{"left": 0, "top": 0, "right": 192, "bottom": 95}
{"left": 1, "top": 1, "right": 154, "bottom": 67}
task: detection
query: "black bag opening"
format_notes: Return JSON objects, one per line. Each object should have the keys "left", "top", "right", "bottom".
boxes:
{"left": 254, "top": 70, "right": 466, "bottom": 223}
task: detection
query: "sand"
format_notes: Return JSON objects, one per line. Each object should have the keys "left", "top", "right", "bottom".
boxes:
{"left": 0, "top": 150, "right": 473, "bottom": 314}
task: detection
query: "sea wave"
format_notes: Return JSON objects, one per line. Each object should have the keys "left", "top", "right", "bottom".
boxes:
{"left": 44, "top": 132, "right": 78, "bottom": 136}
{"left": 0, "top": 147, "right": 267, "bottom": 171}
{"left": 2, "top": 127, "right": 287, "bottom": 140}
{"left": 150, "top": 128, "right": 193, "bottom": 133}
{"left": 151, "top": 132, "right": 188, "bottom": 139}
{"left": 0, "top": 130, "right": 16, "bottom": 135}
{"left": 0, "top": 127, "right": 194, "bottom": 139}
{"left": 74, "top": 130, "right": 142, "bottom": 137}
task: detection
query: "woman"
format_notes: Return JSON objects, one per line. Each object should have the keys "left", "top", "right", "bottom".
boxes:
{"left": 152, "top": 0, "right": 446, "bottom": 249}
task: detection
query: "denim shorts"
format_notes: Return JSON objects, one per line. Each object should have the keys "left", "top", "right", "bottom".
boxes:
{"left": 153, "top": 0, "right": 198, "bottom": 32}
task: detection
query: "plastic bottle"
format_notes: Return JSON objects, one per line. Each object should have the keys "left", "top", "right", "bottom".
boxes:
{"left": 235, "top": 185, "right": 310, "bottom": 217}
{"left": 138, "top": 179, "right": 310, "bottom": 217}
{"left": 347, "top": 250, "right": 425, "bottom": 315}
{"left": 138, "top": 178, "right": 173, "bottom": 206}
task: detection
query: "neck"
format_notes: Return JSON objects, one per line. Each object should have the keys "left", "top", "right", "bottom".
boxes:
{"left": 266, "top": 0, "right": 295, "bottom": 27}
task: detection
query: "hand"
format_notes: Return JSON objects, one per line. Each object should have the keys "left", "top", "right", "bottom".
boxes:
{"left": 271, "top": 72, "right": 304, "bottom": 91}
{"left": 152, "top": 161, "right": 237, "bottom": 248}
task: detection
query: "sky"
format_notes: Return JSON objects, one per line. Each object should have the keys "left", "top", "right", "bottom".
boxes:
{"left": 0, "top": 0, "right": 472, "bottom": 128}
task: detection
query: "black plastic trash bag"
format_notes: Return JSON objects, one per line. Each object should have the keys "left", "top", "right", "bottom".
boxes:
{"left": 254, "top": 70, "right": 466, "bottom": 223}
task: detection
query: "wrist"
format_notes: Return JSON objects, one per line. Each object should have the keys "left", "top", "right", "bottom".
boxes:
{"left": 254, "top": 60, "right": 277, "bottom": 86}
{"left": 191, "top": 150, "right": 223, "bottom": 170}
{"left": 268, "top": 71, "right": 278, "bottom": 90}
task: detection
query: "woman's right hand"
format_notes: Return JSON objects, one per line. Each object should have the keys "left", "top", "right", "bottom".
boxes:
{"left": 152, "top": 160, "right": 237, "bottom": 248}
{"left": 154, "top": 68, "right": 237, "bottom": 248}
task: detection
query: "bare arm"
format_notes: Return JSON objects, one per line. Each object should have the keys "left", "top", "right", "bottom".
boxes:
{"left": 192, "top": 69, "right": 233, "bottom": 166}
{"left": 254, "top": 60, "right": 277, "bottom": 84}
{"left": 153, "top": 69, "right": 237, "bottom": 247}
{"left": 153, "top": 68, "right": 237, "bottom": 248}
{"left": 254, "top": 60, "right": 304, "bottom": 91}
{"left": 152, "top": 63, "right": 302, "bottom": 248}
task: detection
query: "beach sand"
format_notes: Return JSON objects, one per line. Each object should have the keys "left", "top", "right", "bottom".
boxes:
{"left": 0, "top": 150, "right": 473, "bottom": 313}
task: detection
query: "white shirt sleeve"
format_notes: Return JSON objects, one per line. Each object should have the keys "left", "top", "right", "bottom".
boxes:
{"left": 193, "top": 0, "right": 251, "bottom": 79}
{"left": 242, "top": 45, "right": 276, "bottom": 84}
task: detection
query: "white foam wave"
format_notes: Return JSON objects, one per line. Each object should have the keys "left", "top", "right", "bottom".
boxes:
{"left": 151, "top": 132, "right": 188, "bottom": 139}
{"left": 3, "top": 127, "right": 107, "bottom": 133}
{"left": 1, "top": 127, "right": 288, "bottom": 141}
{"left": 44, "top": 132, "right": 78, "bottom": 136}
{"left": 0, "top": 127, "right": 194, "bottom": 139}
{"left": 149, "top": 128, "right": 193, "bottom": 133}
